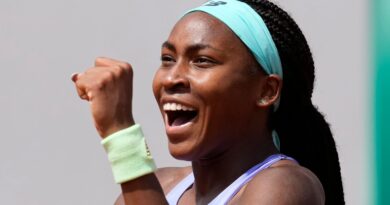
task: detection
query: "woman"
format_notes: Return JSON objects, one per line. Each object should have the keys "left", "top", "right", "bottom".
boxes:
{"left": 72, "top": 0, "right": 344, "bottom": 204}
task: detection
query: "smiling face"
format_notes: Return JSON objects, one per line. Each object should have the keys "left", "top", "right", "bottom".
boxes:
{"left": 152, "top": 12, "right": 270, "bottom": 161}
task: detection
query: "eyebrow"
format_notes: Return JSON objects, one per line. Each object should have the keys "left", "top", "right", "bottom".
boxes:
{"left": 161, "top": 41, "right": 223, "bottom": 53}
{"left": 162, "top": 41, "right": 176, "bottom": 52}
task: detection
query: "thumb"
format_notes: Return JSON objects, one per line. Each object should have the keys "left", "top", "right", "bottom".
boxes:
{"left": 71, "top": 72, "right": 79, "bottom": 82}
{"left": 71, "top": 72, "right": 90, "bottom": 101}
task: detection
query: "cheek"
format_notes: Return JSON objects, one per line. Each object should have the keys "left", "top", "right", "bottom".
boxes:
{"left": 188, "top": 74, "right": 225, "bottom": 109}
{"left": 193, "top": 71, "right": 258, "bottom": 129}
{"left": 192, "top": 71, "right": 251, "bottom": 103}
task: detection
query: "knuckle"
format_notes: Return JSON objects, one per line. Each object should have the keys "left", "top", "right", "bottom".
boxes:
{"left": 104, "top": 70, "right": 116, "bottom": 81}
{"left": 111, "top": 65, "right": 123, "bottom": 77}
{"left": 93, "top": 71, "right": 113, "bottom": 87}
{"left": 93, "top": 79, "right": 106, "bottom": 90}
{"left": 95, "top": 57, "right": 105, "bottom": 65}
{"left": 122, "top": 62, "right": 132, "bottom": 70}
{"left": 91, "top": 74, "right": 110, "bottom": 90}
{"left": 123, "top": 63, "right": 133, "bottom": 74}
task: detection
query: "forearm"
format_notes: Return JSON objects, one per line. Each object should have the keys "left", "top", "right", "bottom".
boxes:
{"left": 101, "top": 125, "right": 167, "bottom": 204}
{"left": 120, "top": 173, "right": 168, "bottom": 204}
{"left": 101, "top": 125, "right": 166, "bottom": 204}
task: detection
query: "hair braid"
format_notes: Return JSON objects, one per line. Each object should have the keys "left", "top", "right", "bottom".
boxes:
{"left": 241, "top": 0, "right": 345, "bottom": 204}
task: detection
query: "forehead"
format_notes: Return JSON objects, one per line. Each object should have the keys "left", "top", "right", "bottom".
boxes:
{"left": 167, "top": 12, "right": 242, "bottom": 50}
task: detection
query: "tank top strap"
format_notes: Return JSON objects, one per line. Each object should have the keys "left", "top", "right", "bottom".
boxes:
{"left": 165, "top": 154, "right": 297, "bottom": 205}
{"left": 166, "top": 172, "right": 194, "bottom": 205}
{"left": 209, "top": 154, "right": 297, "bottom": 205}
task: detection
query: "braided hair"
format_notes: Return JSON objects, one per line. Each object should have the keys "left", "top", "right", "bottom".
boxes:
{"left": 241, "top": 0, "right": 345, "bottom": 204}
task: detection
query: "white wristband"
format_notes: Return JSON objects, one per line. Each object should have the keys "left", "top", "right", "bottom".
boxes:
{"left": 101, "top": 124, "right": 157, "bottom": 184}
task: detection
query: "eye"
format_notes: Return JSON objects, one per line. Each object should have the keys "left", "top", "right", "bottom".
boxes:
{"left": 192, "top": 56, "right": 216, "bottom": 68}
{"left": 160, "top": 55, "right": 175, "bottom": 67}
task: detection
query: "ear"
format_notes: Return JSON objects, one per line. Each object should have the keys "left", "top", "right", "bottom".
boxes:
{"left": 256, "top": 74, "right": 283, "bottom": 108}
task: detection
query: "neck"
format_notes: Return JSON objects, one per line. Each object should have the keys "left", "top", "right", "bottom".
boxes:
{"left": 190, "top": 130, "right": 278, "bottom": 204}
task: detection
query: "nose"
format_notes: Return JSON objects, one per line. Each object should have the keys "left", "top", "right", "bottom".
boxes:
{"left": 162, "top": 61, "right": 190, "bottom": 94}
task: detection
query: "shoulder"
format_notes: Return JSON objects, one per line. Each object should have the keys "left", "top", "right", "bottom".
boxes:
{"left": 114, "top": 166, "right": 192, "bottom": 205}
{"left": 236, "top": 161, "right": 325, "bottom": 205}
{"left": 155, "top": 166, "right": 193, "bottom": 195}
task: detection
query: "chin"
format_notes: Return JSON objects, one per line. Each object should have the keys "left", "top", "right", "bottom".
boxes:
{"left": 168, "top": 141, "right": 200, "bottom": 161}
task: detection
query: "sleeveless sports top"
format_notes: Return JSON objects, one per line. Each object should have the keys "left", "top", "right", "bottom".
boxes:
{"left": 165, "top": 154, "right": 297, "bottom": 205}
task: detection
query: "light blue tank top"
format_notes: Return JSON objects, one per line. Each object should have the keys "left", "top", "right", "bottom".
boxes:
{"left": 165, "top": 154, "right": 297, "bottom": 205}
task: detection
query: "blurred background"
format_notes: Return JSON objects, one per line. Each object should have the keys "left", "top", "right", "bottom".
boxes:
{"left": 1, "top": 0, "right": 388, "bottom": 204}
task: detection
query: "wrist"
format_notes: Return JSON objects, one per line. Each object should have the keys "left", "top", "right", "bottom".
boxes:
{"left": 101, "top": 124, "right": 157, "bottom": 184}
{"left": 97, "top": 118, "right": 135, "bottom": 138}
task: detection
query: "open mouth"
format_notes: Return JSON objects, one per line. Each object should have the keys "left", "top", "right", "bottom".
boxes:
{"left": 163, "top": 103, "right": 198, "bottom": 127}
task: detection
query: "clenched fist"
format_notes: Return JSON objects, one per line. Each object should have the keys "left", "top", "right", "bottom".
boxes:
{"left": 72, "top": 57, "right": 135, "bottom": 138}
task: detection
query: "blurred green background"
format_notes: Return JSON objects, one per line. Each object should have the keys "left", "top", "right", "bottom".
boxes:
{"left": 374, "top": 0, "right": 390, "bottom": 205}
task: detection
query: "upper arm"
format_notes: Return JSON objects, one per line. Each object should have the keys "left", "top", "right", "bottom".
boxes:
{"left": 237, "top": 165, "right": 325, "bottom": 205}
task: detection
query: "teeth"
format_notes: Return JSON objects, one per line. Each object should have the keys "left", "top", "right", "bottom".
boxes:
{"left": 163, "top": 103, "right": 195, "bottom": 111}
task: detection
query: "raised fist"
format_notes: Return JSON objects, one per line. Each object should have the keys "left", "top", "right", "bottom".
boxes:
{"left": 72, "top": 57, "right": 135, "bottom": 138}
